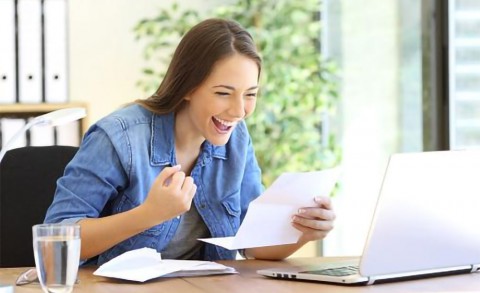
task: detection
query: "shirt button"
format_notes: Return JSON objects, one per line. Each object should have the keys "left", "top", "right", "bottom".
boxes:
{"left": 176, "top": 216, "right": 181, "bottom": 219}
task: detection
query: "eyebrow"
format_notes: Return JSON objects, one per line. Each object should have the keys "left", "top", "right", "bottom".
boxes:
{"left": 213, "top": 85, "right": 258, "bottom": 91}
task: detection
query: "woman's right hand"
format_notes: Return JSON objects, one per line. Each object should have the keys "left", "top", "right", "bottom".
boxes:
{"left": 142, "top": 165, "right": 197, "bottom": 224}
{"left": 77, "top": 165, "right": 196, "bottom": 260}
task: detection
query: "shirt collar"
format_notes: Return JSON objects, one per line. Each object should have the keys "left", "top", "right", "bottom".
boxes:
{"left": 150, "top": 112, "right": 227, "bottom": 166}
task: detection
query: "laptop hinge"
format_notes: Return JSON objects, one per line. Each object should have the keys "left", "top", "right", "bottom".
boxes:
{"left": 366, "top": 276, "right": 376, "bottom": 285}
{"left": 470, "top": 264, "right": 480, "bottom": 273}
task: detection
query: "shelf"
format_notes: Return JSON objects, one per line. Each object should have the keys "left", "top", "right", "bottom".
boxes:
{"left": 0, "top": 102, "right": 86, "bottom": 113}
{"left": 0, "top": 102, "right": 89, "bottom": 135}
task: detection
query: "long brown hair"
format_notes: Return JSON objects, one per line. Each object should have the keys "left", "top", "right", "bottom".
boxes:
{"left": 136, "top": 18, "right": 262, "bottom": 114}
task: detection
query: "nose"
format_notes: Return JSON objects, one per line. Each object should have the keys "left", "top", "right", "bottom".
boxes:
{"left": 229, "top": 95, "right": 246, "bottom": 119}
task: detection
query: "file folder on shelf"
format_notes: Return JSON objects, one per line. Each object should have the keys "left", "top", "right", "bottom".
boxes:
{"left": 1, "top": 118, "right": 27, "bottom": 149}
{"left": 17, "top": 0, "right": 43, "bottom": 103}
{"left": 29, "top": 118, "right": 55, "bottom": 146}
{"left": 0, "top": 0, "right": 17, "bottom": 104}
{"left": 44, "top": 0, "right": 69, "bottom": 103}
{"left": 56, "top": 120, "right": 81, "bottom": 146}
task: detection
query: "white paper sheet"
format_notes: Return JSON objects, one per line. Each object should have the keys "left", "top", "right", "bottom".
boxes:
{"left": 199, "top": 168, "right": 341, "bottom": 250}
{"left": 93, "top": 247, "right": 236, "bottom": 282}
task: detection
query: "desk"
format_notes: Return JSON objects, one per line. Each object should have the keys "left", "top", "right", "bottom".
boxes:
{"left": 1, "top": 257, "right": 480, "bottom": 293}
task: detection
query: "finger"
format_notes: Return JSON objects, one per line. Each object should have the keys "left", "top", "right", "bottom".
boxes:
{"left": 157, "top": 165, "right": 182, "bottom": 185}
{"left": 188, "top": 183, "right": 197, "bottom": 199}
{"left": 292, "top": 215, "right": 334, "bottom": 231}
{"left": 181, "top": 176, "right": 195, "bottom": 193}
{"left": 314, "top": 196, "right": 333, "bottom": 209}
{"left": 181, "top": 182, "right": 196, "bottom": 211}
{"left": 297, "top": 207, "right": 336, "bottom": 221}
{"left": 292, "top": 222, "right": 329, "bottom": 241}
{"left": 292, "top": 222, "right": 328, "bottom": 236}
{"left": 169, "top": 171, "right": 186, "bottom": 189}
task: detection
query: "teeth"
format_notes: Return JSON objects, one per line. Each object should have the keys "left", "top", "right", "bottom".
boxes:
{"left": 213, "top": 116, "right": 236, "bottom": 127}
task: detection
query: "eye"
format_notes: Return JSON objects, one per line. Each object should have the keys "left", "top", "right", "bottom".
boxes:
{"left": 215, "top": 91, "right": 230, "bottom": 96}
{"left": 245, "top": 92, "right": 257, "bottom": 99}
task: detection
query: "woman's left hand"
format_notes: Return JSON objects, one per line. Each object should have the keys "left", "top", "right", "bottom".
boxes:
{"left": 292, "top": 196, "right": 336, "bottom": 243}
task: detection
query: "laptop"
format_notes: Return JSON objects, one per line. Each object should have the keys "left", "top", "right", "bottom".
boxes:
{"left": 257, "top": 150, "right": 480, "bottom": 285}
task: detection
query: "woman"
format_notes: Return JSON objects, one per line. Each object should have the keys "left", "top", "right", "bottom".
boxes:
{"left": 45, "top": 18, "right": 335, "bottom": 265}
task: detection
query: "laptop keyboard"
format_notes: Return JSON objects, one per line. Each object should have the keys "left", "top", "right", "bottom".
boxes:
{"left": 302, "top": 265, "right": 359, "bottom": 277}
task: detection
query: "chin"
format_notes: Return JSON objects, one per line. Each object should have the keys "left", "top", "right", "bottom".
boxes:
{"left": 207, "top": 138, "right": 230, "bottom": 146}
{"left": 206, "top": 133, "right": 233, "bottom": 146}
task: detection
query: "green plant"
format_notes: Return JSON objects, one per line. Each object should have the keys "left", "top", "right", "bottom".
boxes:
{"left": 133, "top": 3, "right": 201, "bottom": 94}
{"left": 134, "top": 0, "right": 341, "bottom": 186}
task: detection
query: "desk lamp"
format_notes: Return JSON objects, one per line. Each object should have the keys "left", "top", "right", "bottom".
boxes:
{"left": 0, "top": 107, "right": 86, "bottom": 162}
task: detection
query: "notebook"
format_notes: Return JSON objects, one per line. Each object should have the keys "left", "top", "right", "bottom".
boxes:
{"left": 257, "top": 150, "right": 480, "bottom": 285}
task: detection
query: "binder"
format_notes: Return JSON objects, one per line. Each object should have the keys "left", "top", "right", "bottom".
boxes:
{"left": 1, "top": 118, "right": 27, "bottom": 149}
{"left": 17, "top": 0, "right": 43, "bottom": 103}
{"left": 55, "top": 120, "right": 80, "bottom": 146}
{"left": 29, "top": 118, "right": 55, "bottom": 146}
{"left": 43, "top": 0, "right": 68, "bottom": 103}
{"left": 0, "top": 0, "right": 16, "bottom": 103}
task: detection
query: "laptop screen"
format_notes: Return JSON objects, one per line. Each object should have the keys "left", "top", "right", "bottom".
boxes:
{"left": 360, "top": 150, "right": 480, "bottom": 276}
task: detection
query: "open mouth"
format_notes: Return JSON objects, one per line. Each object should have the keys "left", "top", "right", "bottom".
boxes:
{"left": 212, "top": 116, "right": 236, "bottom": 133}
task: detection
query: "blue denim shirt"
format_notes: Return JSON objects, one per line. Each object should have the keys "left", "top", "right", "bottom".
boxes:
{"left": 44, "top": 104, "right": 263, "bottom": 265}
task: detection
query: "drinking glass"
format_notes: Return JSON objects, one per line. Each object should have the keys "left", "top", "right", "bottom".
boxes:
{"left": 32, "top": 224, "right": 81, "bottom": 293}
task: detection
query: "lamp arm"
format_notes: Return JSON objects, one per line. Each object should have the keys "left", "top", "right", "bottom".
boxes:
{"left": 0, "top": 107, "right": 86, "bottom": 163}
{"left": 0, "top": 120, "right": 36, "bottom": 163}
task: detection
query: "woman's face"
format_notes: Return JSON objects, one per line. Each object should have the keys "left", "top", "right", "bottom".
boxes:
{"left": 182, "top": 53, "right": 259, "bottom": 146}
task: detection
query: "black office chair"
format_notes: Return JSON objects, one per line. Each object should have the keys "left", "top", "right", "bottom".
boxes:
{"left": 0, "top": 145, "right": 78, "bottom": 267}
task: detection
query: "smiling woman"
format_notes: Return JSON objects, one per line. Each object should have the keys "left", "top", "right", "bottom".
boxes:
{"left": 43, "top": 18, "right": 337, "bottom": 266}
{"left": 179, "top": 54, "right": 259, "bottom": 147}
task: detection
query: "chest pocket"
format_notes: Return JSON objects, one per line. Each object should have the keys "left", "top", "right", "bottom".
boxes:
{"left": 222, "top": 191, "right": 241, "bottom": 233}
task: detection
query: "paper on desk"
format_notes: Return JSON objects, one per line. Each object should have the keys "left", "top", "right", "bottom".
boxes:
{"left": 93, "top": 247, "right": 237, "bottom": 282}
{"left": 199, "top": 168, "right": 341, "bottom": 250}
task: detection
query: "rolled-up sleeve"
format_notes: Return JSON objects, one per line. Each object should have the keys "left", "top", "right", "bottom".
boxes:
{"left": 44, "top": 125, "right": 129, "bottom": 224}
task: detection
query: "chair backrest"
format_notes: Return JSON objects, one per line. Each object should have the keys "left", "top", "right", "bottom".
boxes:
{"left": 0, "top": 145, "right": 78, "bottom": 267}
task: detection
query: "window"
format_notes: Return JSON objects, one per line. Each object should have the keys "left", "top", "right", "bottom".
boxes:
{"left": 323, "top": 0, "right": 426, "bottom": 255}
{"left": 449, "top": 0, "right": 480, "bottom": 149}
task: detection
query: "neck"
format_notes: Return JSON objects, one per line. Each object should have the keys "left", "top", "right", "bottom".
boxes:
{"left": 174, "top": 108, "right": 205, "bottom": 154}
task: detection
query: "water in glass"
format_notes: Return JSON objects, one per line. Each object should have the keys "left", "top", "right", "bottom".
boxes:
{"left": 33, "top": 225, "right": 80, "bottom": 293}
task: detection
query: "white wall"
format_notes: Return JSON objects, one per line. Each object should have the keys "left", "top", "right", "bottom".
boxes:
{"left": 68, "top": 0, "right": 226, "bottom": 126}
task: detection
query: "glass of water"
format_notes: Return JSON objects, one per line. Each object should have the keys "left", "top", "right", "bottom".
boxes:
{"left": 32, "top": 224, "right": 81, "bottom": 293}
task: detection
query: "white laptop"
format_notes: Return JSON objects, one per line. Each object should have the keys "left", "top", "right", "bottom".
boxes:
{"left": 258, "top": 150, "right": 480, "bottom": 285}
